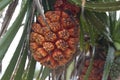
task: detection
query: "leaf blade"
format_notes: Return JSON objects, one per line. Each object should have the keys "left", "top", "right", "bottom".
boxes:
{"left": 70, "top": 0, "right": 120, "bottom": 12}
{"left": 26, "top": 57, "right": 36, "bottom": 80}
{"left": 0, "top": 0, "right": 13, "bottom": 11}
{"left": 102, "top": 46, "right": 115, "bottom": 80}
{"left": 1, "top": 32, "right": 26, "bottom": 80}
{"left": 13, "top": 46, "right": 28, "bottom": 80}
{"left": 40, "top": 67, "right": 50, "bottom": 80}
{"left": 0, "top": 0, "right": 28, "bottom": 61}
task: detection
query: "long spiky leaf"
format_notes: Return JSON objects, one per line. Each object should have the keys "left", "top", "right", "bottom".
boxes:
{"left": 69, "top": 0, "right": 120, "bottom": 12}
{"left": 1, "top": 28, "right": 26, "bottom": 80}
{"left": 102, "top": 46, "right": 115, "bottom": 80}
{"left": 66, "top": 61, "right": 75, "bottom": 80}
{"left": 40, "top": 67, "right": 51, "bottom": 80}
{"left": 1, "top": 2, "right": 30, "bottom": 78}
{"left": 0, "top": 0, "right": 13, "bottom": 11}
{"left": 0, "top": 0, "right": 18, "bottom": 37}
{"left": 26, "top": 57, "right": 36, "bottom": 80}
{"left": 83, "top": 46, "right": 95, "bottom": 80}
{"left": 11, "top": 43, "right": 28, "bottom": 80}
{"left": 0, "top": 0, "right": 28, "bottom": 61}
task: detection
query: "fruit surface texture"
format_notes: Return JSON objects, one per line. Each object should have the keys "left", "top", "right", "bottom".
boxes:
{"left": 30, "top": 11, "right": 79, "bottom": 69}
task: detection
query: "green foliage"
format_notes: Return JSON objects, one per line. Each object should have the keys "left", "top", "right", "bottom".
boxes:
{"left": 83, "top": 47, "right": 95, "bottom": 80}
{"left": 1, "top": 29, "right": 27, "bottom": 80}
{"left": 13, "top": 47, "right": 28, "bottom": 80}
{"left": 25, "top": 57, "right": 36, "bottom": 80}
{"left": 66, "top": 61, "right": 75, "bottom": 80}
{"left": 40, "top": 67, "right": 50, "bottom": 80}
{"left": 69, "top": 0, "right": 120, "bottom": 12}
{"left": 0, "top": 0, "right": 13, "bottom": 11}
{"left": 112, "top": 18, "right": 120, "bottom": 48}
{"left": 0, "top": 0, "right": 28, "bottom": 60}
{"left": 102, "top": 46, "right": 115, "bottom": 80}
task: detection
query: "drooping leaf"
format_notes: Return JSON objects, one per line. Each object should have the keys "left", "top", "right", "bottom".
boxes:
{"left": 40, "top": 67, "right": 51, "bottom": 80}
{"left": 83, "top": 58, "right": 94, "bottom": 80}
{"left": 42, "top": 0, "right": 56, "bottom": 11}
{"left": 36, "top": 65, "right": 43, "bottom": 80}
{"left": 94, "top": 12, "right": 108, "bottom": 27}
{"left": 85, "top": 18, "right": 96, "bottom": 46}
{"left": 69, "top": 0, "right": 120, "bottom": 12}
{"left": 109, "top": 12, "right": 116, "bottom": 35}
{"left": 85, "top": 11, "right": 106, "bottom": 34}
{"left": 102, "top": 46, "right": 115, "bottom": 80}
{"left": 47, "top": 0, "right": 56, "bottom": 10}
{"left": 21, "top": 1, "right": 36, "bottom": 80}
{"left": 0, "top": 0, "right": 18, "bottom": 37}
{"left": 83, "top": 46, "right": 95, "bottom": 80}
{"left": 111, "top": 16, "right": 120, "bottom": 50}
{"left": 25, "top": 57, "right": 36, "bottom": 80}
{"left": 85, "top": 11, "right": 113, "bottom": 42}
{"left": 79, "top": 16, "right": 86, "bottom": 50}
{"left": 66, "top": 61, "right": 75, "bottom": 80}
{"left": 0, "top": 0, "right": 28, "bottom": 61}
{"left": 1, "top": 28, "right": 26, "bottom": 80}
{"left": 13, "top": 45, "right": 28, "bottom": 80}
{"left": 11, "top": 0, "right": 33, "bottom": 78}
{"left": 112, "top": 19, "right": 120, "bottom": 43}
{"left": 1, "top": 1, "right": 30, "bottom": 78}
{"left": 0, "top": 0, "right": 13, "bottom": 11}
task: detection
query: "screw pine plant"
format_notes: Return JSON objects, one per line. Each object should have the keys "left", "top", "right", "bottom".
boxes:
{"left": 0, "top": 0, "right": 120, "bottom": 80}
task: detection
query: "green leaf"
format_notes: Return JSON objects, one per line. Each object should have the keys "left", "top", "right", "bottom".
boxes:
{"left": 83, "top": 58, "right": 93, "bottom": 80}
{"left": 0, "top": 0, "right": 28, "bottom": 61}
{"left": 84, "top": 46, "right": 95, "bottom": 80}
{"left": 13, "top": 46, "right": 28, "bottom": 80}
{"left": 102, "top": 46, "right": 115, "bottom": 80}
{"left": 36, "top": 66, "right": 43, "bottom": 80}
{"left": 1, "top": 30, "right": 26, "bottom": 80}
{"left": 94, "top": 12, "right": 108, "bottom": 26}
{"left": 12, "top": 0, "right": 33, "bottom": 77}
{"left": 109, "top": 12, "right": 116, "bottom": 35}
{"left": 85, "top": 11, "right": 113, "bottom": 42}
{"left": 1, "top": 0, "right": 32, "bottom": 78}
{"left": 0, "top": 0, "right": 13, "bottom": 11}
{"left": 70, "top": 0, "right": 120, "bottom": 12}
{"left": 40, "top": 67, "right": 50, "bottom": 80}
{"left": 114, "top": 42, "right": 120, "bottom": 51}
{"left": 42, "top": 0, "right": 56, "bottom": 11}
{"left": 25, "top": 57, "right": 36, "bottom": 80}
{"left": 79, "top": 16, "right": 86, "bottom": 50}
{"left": 112, "top": 19, "right": 120, "bottom": 43}
{"left": 22, "top": 1, "right": 36, "bottom": 80}
{"left": 66, "top": 61, "right": 74, "bottom": 80}
{"left": 85, "top": 18, "right": 96, "bottom": 46}
{"left": 0, "top": 0, "right": 18, "bottom": 37}
{"left": 47, "top": 0, "right": 56, "bottom": 10}
{"left": 85, "top": 11, "right": 106, "bottom": 34}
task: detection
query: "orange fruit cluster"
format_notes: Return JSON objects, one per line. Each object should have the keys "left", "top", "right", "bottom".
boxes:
{"left": 54, "top": 0, "right": 80, "bottom": 16}
{"left": 30, "top": 11, "right": 79, "bottom": 69}
{"left": 79, "top": 58, "right": 105, "bottom": 80}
